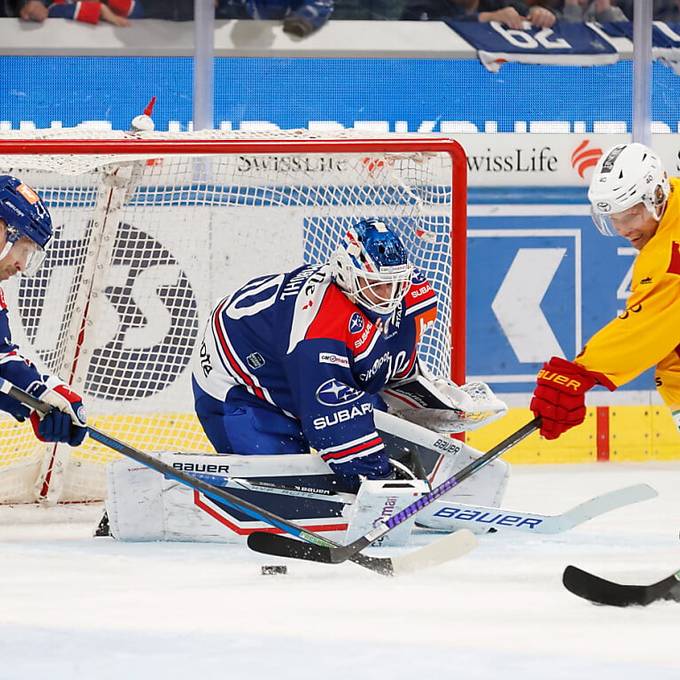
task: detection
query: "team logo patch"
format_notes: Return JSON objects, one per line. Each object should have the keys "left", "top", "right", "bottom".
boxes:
{"left": 315, "top": 378, "right": 364, "bottom": 406}
{"left": 16, "top": 183, "right": 40, "bottom": 205}
{"left": 0, "top": 288, "right": 6, "bottom": 311}
{"left": 246, "top": 352, "right": 266, "bottom": 370}
{"left": 348, "top": 312, "right": 364, "bottom": 334}
{"left": 319, "top": 352, "right": 350, "bottom": 368}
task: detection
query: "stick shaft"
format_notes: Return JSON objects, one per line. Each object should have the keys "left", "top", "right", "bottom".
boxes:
{"left": 0, "top": 378, "right": 332, "bottom": 545}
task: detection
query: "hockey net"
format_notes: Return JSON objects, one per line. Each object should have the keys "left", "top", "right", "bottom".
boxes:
{"left": 0, "top": 129, "right": 466, "bottom": 504}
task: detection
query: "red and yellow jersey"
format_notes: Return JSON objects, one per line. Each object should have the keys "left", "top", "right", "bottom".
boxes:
{"left": 575, "top": 177, "right": 680, "bottom": 415}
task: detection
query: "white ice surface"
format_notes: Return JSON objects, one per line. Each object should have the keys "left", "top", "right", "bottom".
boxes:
{"left": 1, "top": 463, "right": 679, "bottom": 680}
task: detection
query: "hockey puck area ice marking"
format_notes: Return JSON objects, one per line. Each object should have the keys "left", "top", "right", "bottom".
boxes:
{"left": 261, "top": 565, "right": 288, "bottom": 575}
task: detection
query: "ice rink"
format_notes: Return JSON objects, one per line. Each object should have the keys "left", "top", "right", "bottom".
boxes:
{"left": 1, "top": 462, "right": 678, "bottom": 680}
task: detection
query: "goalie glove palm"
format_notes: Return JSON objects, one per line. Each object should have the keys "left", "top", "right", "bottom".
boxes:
{"left": 531, "top": 357, "right": 602, "bottom": 440}
{"left": 29, "top": 376, "right": 88, "bottom": 446}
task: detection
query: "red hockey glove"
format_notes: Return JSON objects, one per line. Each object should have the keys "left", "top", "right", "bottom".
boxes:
{"left": 530, "top": 357, "right": 599, "bottom": 440}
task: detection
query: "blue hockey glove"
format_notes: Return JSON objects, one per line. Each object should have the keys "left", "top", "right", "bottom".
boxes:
{"left": 0, "top": 392, "right": 31, "bottom": 422}
{"left": 29, "top": 376, "right": 88, "bottom": 446}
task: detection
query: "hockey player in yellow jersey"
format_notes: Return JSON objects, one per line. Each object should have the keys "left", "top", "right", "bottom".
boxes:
{"left": 531, "top": 143, "right": 680, "bottom": 439}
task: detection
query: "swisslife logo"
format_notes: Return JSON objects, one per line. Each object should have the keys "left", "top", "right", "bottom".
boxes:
{"left": 571, "top": 139, "right": 603, "bottom": 178}
{"left": 460, "top": 135, "right": 612, "bottom": 186}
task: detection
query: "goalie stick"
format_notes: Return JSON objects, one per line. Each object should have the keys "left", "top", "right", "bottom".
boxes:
{"left": 197, "top": 475, "right": 656, "bottom": 537}
{"left": 419, "top": 483, "right": 658, "bottom": 535}
{"left": 0, "top": 378, "right": 474, "bottom": 577}
{"left": 247, "top": 417, "right": 540, "bottom": 565}
{"left": 563, "top": 565, "right": 680, "bottom": 607}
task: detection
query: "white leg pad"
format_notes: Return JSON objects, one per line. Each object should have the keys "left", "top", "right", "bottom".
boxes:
{"left": 106, "top": 452, "right": 348, "bottom": 543}
{"left": 428, "top": 442, "right": 510, "bottom": 506}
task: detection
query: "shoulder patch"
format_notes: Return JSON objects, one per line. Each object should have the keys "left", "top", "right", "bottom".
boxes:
{"left": 667, "top": 241, "right": 680, "bottom": 276}
{"left": 404, "top": 277, "right": 437, "bottom": 314}
{"left": 0, "top": 288, "right": 6, "bottom": 311}
{"left": 348, "top": 312, "right": 364, "bottom": 334}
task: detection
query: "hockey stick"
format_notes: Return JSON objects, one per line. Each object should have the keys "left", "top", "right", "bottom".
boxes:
{"left": 563, "top": 565, "right": 680, "bottom": 606}
{"left": 418, "top": 483, "right": 658, "bottom": 535}
{"left": 247, "top": 417, "right": 540, "bottom": 564}
{"left": 0, "top": 378, "right": 473, "bottom": 577}
{"left": 199, "top": 476, "right": 656, "bottom": 537}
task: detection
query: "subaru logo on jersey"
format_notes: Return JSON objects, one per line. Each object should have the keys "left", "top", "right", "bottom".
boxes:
{"left": 315, "top": 378, "right": 365, "bottom": 406}
{"left": 348, "top": 312, "right": 364, "bottom": 334}
{"left": 246, "top": 352, "right": 266, "bottom": 370}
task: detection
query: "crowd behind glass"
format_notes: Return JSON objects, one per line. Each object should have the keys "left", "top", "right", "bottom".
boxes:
{"left": 1, "top": 1, "right": 677, "bottom": 38}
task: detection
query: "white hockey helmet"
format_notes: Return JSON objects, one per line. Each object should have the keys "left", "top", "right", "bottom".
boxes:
{"left": 330, "top": 219, "right": 414, "bottom": 316}
{"left": 587, "top": 143, "right": 670, "bottom": 236}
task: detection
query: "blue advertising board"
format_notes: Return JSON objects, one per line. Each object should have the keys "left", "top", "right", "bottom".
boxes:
{"left": 0, "top": 56, "right": 679, "bottom": 133}
{"left": 466, "top": 202, "right": 650, "bottom": 393}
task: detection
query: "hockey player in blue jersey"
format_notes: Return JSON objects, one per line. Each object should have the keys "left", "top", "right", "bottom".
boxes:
{"left": 191, "top": 219, "right": 503, "bottom": 492}
{"left": 0, "top": 176, "right": 87, "bottom": 446}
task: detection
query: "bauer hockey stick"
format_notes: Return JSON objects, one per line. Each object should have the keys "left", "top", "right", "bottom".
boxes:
{"left": 247, "top": 417, "right": 540, "bottom": 565}
{"left": 0, "top": 378, "right": 474, "bottom": 576}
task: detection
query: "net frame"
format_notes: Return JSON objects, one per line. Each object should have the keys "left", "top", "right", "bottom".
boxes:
{"left": 0, "top": 134, "right": 467, "bottom": 504}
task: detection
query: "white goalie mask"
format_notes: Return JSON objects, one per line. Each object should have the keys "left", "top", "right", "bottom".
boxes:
{"left": 330, "top": 220, "right": 414, "bottom": 316}
{"left": 587, "top": 143, "right": 670, "bottom": 236}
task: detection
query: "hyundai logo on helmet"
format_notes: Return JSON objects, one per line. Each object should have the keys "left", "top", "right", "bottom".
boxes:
{"left": 315, "top": 378, "right": 365, "bottom": 406}
{"left": 596, "top": 201, "right": 611, "bottom": 213}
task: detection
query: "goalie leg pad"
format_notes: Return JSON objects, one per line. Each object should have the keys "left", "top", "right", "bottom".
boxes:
{"left": 413, "top": 442, "right": 510, "bottom": 533}
{"left": 106, "top": 452, "right": 349, "bottom": 543}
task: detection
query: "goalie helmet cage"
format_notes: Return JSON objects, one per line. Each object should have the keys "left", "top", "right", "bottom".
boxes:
{"left": 0, "top": 131, "right": 467, "bottom": 504}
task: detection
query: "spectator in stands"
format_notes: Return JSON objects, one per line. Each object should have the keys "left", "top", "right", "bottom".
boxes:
{"left": 653, "top": 0, "right": 680, "bottom": 21}
{"left": 616, "top": 0, "right": 680, "bottom": 21}
{"left": 240, "top": 0, "right": 333, "bottom": 36}
{"left": 560, "top": 0, "right": 627, "bottom": 22}
{"left": 401, "top": 0, "right": 557, "bottom": 28}
{"left": 19, "top": 0, "right": 135, "bottom": 24}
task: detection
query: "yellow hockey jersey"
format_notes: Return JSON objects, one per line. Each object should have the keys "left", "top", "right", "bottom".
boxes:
{"left": 575, "top": 177, "right": 680, "bottom": 427}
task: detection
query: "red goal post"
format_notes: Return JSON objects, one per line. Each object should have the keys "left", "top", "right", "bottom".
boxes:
{"left": 0, "top": 131, "right": 467, "bottom": 504}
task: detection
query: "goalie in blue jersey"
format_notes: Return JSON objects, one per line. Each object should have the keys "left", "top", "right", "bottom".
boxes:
{"left": 191, "top": 219, "right": 506, "bottom": 492}
{"left": 0, "top": 175, "right": 87, "bottom": 447}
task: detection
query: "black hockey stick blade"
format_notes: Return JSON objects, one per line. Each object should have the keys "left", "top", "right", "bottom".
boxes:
{"left": 248, "top": 529, "right": 477, "bottom": 576}
{"left": 249, "top": 533, "right": 337, "bottom": 565}
{"left": 563, "top": 565, "right": 680, "bottom": 607}
{"left": 248, "top": 533, "right": 403, "bottom": 576}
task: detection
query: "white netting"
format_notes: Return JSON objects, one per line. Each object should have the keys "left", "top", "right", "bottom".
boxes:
{"left": 0, "top": 130, "right": 464, "bottom": 503}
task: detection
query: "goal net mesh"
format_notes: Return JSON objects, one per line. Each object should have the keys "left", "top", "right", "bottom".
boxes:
{"left": 0, "top": 129, "right": 463, "bottom": 503}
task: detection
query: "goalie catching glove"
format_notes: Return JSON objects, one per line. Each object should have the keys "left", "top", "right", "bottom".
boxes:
{"left": 28, "top": 376, "right": 88, "bottom": 446}
{"left": 382, "top": 361, "right": 507, "bottom": 433}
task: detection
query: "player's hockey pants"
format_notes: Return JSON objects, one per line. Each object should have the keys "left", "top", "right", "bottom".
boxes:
{"left": 192, "top": 379, "right": 308, "bottom": 455}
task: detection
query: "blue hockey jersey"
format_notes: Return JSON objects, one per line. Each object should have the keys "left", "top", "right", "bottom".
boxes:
{"left": 192, "top": 264, "right": 437, "bottom": 468}
{"left": 0, "top": 287, "right": 48, "bottom": 419}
